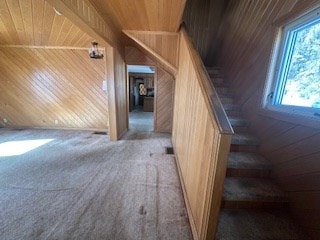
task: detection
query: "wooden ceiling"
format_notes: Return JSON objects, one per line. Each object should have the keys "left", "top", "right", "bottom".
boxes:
{"left": 0, "top": 0, "right": 187, "bottom": 47}
{"left": 0, "top": 0, "right": 93, "bottom": 47}
{"left": 89, "top": 0, "right": 187, "bottom": 32}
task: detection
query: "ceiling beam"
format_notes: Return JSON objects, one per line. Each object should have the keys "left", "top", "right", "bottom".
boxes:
{"left": 124, "top": 30, "right": 178, "bottom": 76}
{"left": 45, "top": 0, "right": 121, "bottom": 47}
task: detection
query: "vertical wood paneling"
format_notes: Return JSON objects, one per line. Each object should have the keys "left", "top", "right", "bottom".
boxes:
{"left": 114, "top": 48, "right": 128, "bottom": 138}
{"left": 105, "top": 46, "right": 127, "bottom": 140}
{"left": 0, "top": 47, "right": 108, "bottom": 130}
{"left": 213, "top": 0, "right": 320, "bottom": 238}
{"left": 106, "top": 46, "right": 118, "bottom": 140}
{"left": 172, "top": 29, "right": 232, "bottom": 240}
{"left": 0, "top": 0, "right": 93, "bottom": 47}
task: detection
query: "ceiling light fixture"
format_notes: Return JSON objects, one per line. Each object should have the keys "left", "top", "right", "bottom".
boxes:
{"left": 89, "top": 41, "right": 104, "bottom": 59}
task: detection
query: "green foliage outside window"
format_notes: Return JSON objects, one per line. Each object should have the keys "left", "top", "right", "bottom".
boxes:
{"left": 281, "top": 21, "right": 320, "bottom": 108}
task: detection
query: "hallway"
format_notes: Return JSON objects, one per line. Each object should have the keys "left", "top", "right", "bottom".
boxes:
{"left": 0, "top": 128, "right": 191, "bottom": 240}
{"left": 129, "top": 107, "right": 154, "bottom": 132}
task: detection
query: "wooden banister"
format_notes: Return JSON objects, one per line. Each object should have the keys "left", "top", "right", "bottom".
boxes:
{"left": 180, "top": 27, "right": 233, "bottom": 135}
{"left": 172, "top": 27, "right": 233, "bottom": 240}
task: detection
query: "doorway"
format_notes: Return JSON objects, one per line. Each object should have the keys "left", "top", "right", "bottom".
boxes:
{"left": 127, "top": 65, "right": 155, "bottom": 132}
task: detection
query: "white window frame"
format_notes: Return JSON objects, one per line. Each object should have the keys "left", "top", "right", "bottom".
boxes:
{"left": 264, "top": 7, "right": 320, "bottom": 122}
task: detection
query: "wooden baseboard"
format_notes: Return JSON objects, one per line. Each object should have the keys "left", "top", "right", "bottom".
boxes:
{"left": 0, "top": 125, "right": 109, "bottom": 133}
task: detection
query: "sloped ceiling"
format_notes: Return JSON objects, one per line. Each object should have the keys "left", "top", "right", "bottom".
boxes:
{"left": 0, "top": 0, "right": 93, "bottom": 47}
{"left": 89, "top": 0, "right": 186, "bottom": 32}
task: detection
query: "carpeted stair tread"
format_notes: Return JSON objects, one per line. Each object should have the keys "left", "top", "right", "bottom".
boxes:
{"left": 228, "top": 152, "right": 272, "bottom": 170}
{"left": 206, "top": 66, "right": 221, "bottom": 70}
{"left": 215, "top": 87, "right": 231, "bottom": 95}
{"left": 229, "top": 117, "right": 250, "bottom": 127}
{"left": 219, "top": 96, "right": 233, "bottom": 104}
{"left": 231, "top": 133, "right": 260, "bottom": 145}
{"left": 206, "top": 67, "right": 221, "bottom": 75}
{"left": 217, "top": 92, "right": 233, "bottom": 98}
{"left": 211, "top": 76, "right": 224, "bottom": 82}
{"left": 223, "top": 104, "right": 240, "bottom": 117}
{"left": 223, "top": 177, "right": 288, "bottom": 202}
{"left": 208, "top": 71, "right": 224, "bottom": 77}
{"left": 212, "top": 81, "right": 229, "bottom": 88}
{"left": 216, "top": 209, "right": 306, "bottom": 240}
{"left": 223, "top": 103, "right": 239, "bottom": 111}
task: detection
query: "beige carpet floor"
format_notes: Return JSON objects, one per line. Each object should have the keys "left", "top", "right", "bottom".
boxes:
{"left": 0, "top": 128, "right": 192, "bottom": 240}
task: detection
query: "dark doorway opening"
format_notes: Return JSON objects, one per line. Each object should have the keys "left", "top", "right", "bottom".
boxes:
{"left": 127, "top": 65, "right": 155, "bottom": 132}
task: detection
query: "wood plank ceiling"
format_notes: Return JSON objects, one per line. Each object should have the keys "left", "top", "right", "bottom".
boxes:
{"left": 0, "top": 0, "right": 187, "bottom": 47}
{"left": 89, "top": 0, "right": 186, "bottom": 32}
{"left": 0, "top": 0, "right": 93, "bottom": 47}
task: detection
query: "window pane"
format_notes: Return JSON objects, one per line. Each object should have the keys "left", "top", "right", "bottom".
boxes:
{"left": 281, "top": 21, "right": 320, "bottom": 108}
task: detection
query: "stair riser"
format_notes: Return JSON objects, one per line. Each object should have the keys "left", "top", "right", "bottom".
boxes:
{"left": 222, "top": 201, "right": 289, "bottom": 209}
{"left": 226, "top": 168, "right": 272, "bottom": 178}
{"left": 216, "top": 87, "right": 231, "bottom": 94}
{"left": 207, "top": 69, "right": 221, "bottom": 75}
{"left": 211, "top": 77, "right": 225, "bottom": 85}
{"left": 218, "top": 93, "right": 233, "bottom": 99}
{"left": 216, "top": 209, "right": 305, "bottom": 240}
{"left": 214, "top": 83, "right": 230, "bottom": 89}
{"left": 230, "top": 144, "right": 259, "bottom": 153}
{"left": 232, "top": 126, "right": 249, "bottom": 133}
{"left": 226, "top": 110, "right": 241, "bottom": 117}
{"left": 209, "top": 72, "right": 224, "bottom": 77}
{"left": 220, "top": 97, "right": 233, "bottom": 104}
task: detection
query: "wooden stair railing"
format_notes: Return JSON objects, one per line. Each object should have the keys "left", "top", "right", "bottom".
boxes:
{"left": 172, "top": 26, "right": 233, "bottom": 240}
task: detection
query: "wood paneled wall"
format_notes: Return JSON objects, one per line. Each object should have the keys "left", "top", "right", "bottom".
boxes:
{"left": 124, "top": 31, "right": 178, "bottom": 75}
{"left": 105, "top": 46, "right": 127, "bottom": 140}
{"left": 172, "top": 28, "right": 232, "bottom": 240}
{"left": 125, "top": 47, "right": 155, "bottom": 66}
{"left": 114, "top": 48, "right": 128, "bottom": 138}
{"left": 183, "top": 0, "right": 227, "bottom": 61}
{"left": 154, "top": 68, "right": 174, "bottom": 133}
{"left": 0, "top": 47, "right": 108, "bottom": 130}
{"left": 214, "top": 1, "right": 320, "bottom": 238}
{"left": 125, "top": 46, "right": 174, "bottom": 133}
{"left": 0, "top": 0, "right": 92, "bottom": 47}
{"left": 123, "top": 31, "right": 178, "bottom": 68}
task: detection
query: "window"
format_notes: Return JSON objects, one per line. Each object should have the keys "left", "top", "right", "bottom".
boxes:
{"left": 266, "top": 7, "right": 320, "bottom": 119}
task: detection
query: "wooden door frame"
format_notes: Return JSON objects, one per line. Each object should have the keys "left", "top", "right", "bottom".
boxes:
{"left": 126, "top": 64, "right": 157, "bottom": 132}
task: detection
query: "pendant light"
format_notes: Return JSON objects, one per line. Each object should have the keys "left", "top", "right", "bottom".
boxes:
{"left": 89, "top": 41, "right": 103, "bottom": 59}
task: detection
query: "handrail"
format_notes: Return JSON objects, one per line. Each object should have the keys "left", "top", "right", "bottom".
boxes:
{"left": 173, "top": 26, "right": 234, "bottom": 240}
{"left": 180, "top": 27, "right": 234, "bottom": 135}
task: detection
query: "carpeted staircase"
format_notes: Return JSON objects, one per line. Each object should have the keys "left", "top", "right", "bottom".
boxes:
{"left": 206, "top": 67, "right": 307, "bottom": 240}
